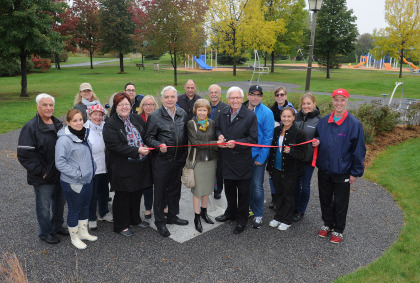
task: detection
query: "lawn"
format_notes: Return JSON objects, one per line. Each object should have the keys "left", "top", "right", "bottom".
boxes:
{"left": 335, "top": 138, "right": 420, "bottom": 282}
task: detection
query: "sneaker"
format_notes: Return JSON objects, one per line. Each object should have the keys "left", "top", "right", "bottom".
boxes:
{"left": 98, "top": 213, "right": 113, "bottom": 223}
{"left": 330, "top": 232, "right": 343, "bottom": 243}
{"left": 318, "top": 225, "right": 331, "bottom": 238}
{"left": 88, "top": 221, "right": 97, "bottom": 230}
{"left": 277, "top": 223, "right": 291, "bottom": 231}
{"left": 248, "top": 207, "right": 254, "bottom": 217}
{"left": 269, "top": 219, "right": 280, "bottom": 228}
{"left": 252, "top": 217, "right": 263, "bottom": 229}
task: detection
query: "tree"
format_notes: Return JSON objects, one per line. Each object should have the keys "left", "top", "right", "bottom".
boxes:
{"left": 146, "top": 0, "right": 208, "bottom": 85}
{"left": 99, "top": 0, "right": 135, "bottom": 73}
{"left": 0, "top": 0, "right": 66, "bottom": 97}
{"left": 131, "top": 0, "right": 152, "bottom": 64}
{"left": 379, "top": 0, "right": 420, "bottom": 78}
{"left": 72, "top": 0, "right": 101, "bottom": 69}
{"left": 209, "top": 0, "right": 281, "bottom": 76}
{"left": 313, "top": 0, "right": 358, "bottom": 78}
{"left": 356, "top": 33, "right": 373, "bottom": 56}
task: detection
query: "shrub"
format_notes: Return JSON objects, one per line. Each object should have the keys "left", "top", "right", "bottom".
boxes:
{"left": 405, "top": 102, "right": 420, "bottom": 129}
{"left": 353, "top": 101, "right": 400, "bottom": 144}
{"left": 217, "top": 54, "right": 247, "bottom": 65}
{"left": 31, "top": 56, "right": 51, "bottom": 72}
{"left": 50, "top": 52, "right": 68, "bottom": 63}
{"left": 0, "top": 56, "right": 33, "bottom": 77}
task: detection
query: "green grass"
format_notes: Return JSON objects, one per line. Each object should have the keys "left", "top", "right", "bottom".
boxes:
{"left": 335, "top": 138, "right": 420, "bottom": 282}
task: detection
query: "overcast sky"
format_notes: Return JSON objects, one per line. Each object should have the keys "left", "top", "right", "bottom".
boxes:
{"left": 306, "top": 0, "right": 387, "bottom": 35}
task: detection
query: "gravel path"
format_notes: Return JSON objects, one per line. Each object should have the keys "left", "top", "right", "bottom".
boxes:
{"left": 0, "top": 82, "right": 404, "bottom": 282}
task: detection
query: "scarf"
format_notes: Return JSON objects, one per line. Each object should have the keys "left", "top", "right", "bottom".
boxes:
{"left": 81, "top": 97, "right": 100, "bottom": 107}
{"left": 88, "top": 120, "right": 104, "bottom": 136}
{"left": 68, "top": 126, "right": 86, "bottom": 141}
{"left": 118, "top": 114, "right": 145, "bottom": 159}
{"left": 196, "top": 117, "right": 209, "bottom": 132}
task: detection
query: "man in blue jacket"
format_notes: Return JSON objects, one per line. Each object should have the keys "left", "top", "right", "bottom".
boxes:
{"left": 312, "top": 89, "right": 366, "bottom": 244}
{"left": 244, "top": 85, "right": 274, "bottom": 228}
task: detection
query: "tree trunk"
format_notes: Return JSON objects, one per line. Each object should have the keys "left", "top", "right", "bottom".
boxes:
{"left": 233, "top": 30, "right": 237, "bottom": 76}
{"left": 90, "top": 51, "right": 94, "bottom": 69}
{"left": 20, "top": 50, "right": 28, "bottom": 97}
{"left": 141, "top": 53, "right": 144, "bottom": 65}
{"left": 264, "top": 51, "right": 267, "bottom": 67}
{"left": 119, "top": 52, "right": 124, "bottom": 73}
{"left": 399, "top": 49, "right": 403, "bottom": 79}
{"left": 55, "top": 52, "right": 61, "bottom": 70}
{"left": 326, "top": 53, "right": 330, "bottom": 79}
{"left": 271, "top": 51, "right": 275, "bottom": 73}
{"left": 173, "top": 49, "right": 178, "bottom": 86}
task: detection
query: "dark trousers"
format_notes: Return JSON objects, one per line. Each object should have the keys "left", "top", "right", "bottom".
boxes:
{"left": 142, "top": 187, "right": 153, "bottom": 211}
{"left": 152, "top": 157, "right": 184, "bottom": 225}
{"left": 318, "top": 170, "right": 351, "bottom": 233}
{"left": 61, "top": 180, "right": 93, "bottom": 228}
{"left": 215, "top": 157, "right": 224, "bottom": 195}
{"left": 224, "top": 179, "right": 251, "bottom": 226}
{"left": 112, "top": 190, "right": 142, "bottom": 233}
{"left": 89, "top": 173, "right": 110, "bottom": 221}
{"left": 271, "top": 169, "right": 296, "bottom": 225}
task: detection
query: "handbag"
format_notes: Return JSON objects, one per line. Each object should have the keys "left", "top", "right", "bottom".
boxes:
{"left": 181, "top": 122, "right": 197, "bottom": 188}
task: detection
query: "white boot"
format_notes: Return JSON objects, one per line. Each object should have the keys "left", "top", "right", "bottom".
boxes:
{"left": 78, "top": 220, "right": 98, "bottom": 241}
{"left": 68, "top": 226, "right": 87, "bottom": 250}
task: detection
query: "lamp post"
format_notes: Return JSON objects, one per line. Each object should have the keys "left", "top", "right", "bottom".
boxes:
{"left": 305, "top": 0, "right": 323, "bottom": 92}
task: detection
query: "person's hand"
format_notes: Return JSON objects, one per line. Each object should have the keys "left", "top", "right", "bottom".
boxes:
{"left": 43, "top": 173, "right": 47, "bottom": 179}
{"left": 159, "top": 143, "right": 167, "bottom": 153}
{"left": 217, "top": 135, "right": 226, "bottom": 148}
{"left": 349, "top": 175, "right": 357, "bottom": 184}
{"left": 226, "top": 140, "right": 236, "bottom": 148}
{"left": 283, "top": 146, "right": 290, "bottom": 154}
{"left": 138, "top": 147, "right": 150, "bottom": 155}
{"left": 312, "top": 139, "right": 320, "bottom": 147}
{"left": 254, "top": 161, "right": 262, "bottom": 165}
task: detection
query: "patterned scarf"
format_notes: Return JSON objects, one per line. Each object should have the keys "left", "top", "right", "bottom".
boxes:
{"left": 197, "top": 117, "right": 209, "bottom": 131}
{"left": 82, "top": 97, "right": 100, "bottom": 107}
{"left": 118, "top": 114, "right": 145, "bottom": 159}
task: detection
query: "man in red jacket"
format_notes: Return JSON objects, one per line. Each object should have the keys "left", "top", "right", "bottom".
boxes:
{"left": 312, "top": 89, "right": 366, "bottom": 244}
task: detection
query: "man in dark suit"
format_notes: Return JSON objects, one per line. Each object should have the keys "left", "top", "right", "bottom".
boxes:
{"left": 208, "top": 84, "right": 228, "bottom": 199}
{"left": 215, "top": 86, "right": 258, "bottom": 234}
{"left": 177, "top": 79, "right": 203, "bottom": 120}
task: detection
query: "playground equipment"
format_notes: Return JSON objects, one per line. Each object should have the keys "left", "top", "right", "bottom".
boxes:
{"left": 402, "top": 56, "right": 419, "bottom": 69}
{"left": 249, "top": 50, "right": 269, "bottom": 84}
{"left": 193, "top": 55, "right": 212, "bottom": 70}
{"left": 292, "top": 49, "right": 306, "bottom": 64}
{"left": 383, "top": 63, "right": 392, "bottom": 70}
{"left": 353, "top": 56, "right": 369, "bottom": 68}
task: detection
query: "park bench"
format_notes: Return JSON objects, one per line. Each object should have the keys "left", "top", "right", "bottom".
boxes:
{"left": 136, "top": 63, "right": 145, "bottom": 70}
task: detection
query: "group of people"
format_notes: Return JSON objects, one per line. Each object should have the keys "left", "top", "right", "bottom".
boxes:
{"left": 17, "top": 78, "right": 366, "bottom": 249}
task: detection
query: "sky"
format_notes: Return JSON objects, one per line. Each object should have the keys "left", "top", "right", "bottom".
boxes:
{"left": 306, "top": 0, "right": 387, "bottom": 35}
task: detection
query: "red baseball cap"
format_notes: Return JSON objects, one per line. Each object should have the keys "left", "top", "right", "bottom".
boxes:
{"left": 332, "top": 89, "right": 349, "bottom": 98}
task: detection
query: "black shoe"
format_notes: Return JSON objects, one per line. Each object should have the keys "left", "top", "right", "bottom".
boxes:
{"left": 41, "top": 234, "right": 60, "bottom": 244}
{"left": 214, "top": 193, "right": 221, "bottom": 199}
{"left": 119, "top": 229, "right": 134, "bottom": 237}
{"left": 145, "top": 213, "right": 152, "bottom": 219}
{"left": 166, "top": 217, "right": 189, "bottom": 225}
{"left": 200, "top": 207, "right": 214, "bottom": 224}
{"left": 215, "top": 214, "right": 234, "bottom": 222}
{"left": 157, "top": 224, "right": 170, "bottom": 237}
{"left": 194, "top": 214, "right": 203, "bottom": 233}
{"left": 292, "top": 212, "right": 304, "bottom": 222}
{"left": 55, "top": 227, "right": 69, "bottom": 236}
{"left": 233, "top": 224, "right": 245, "bottom": 234}
{"left": 135, "top": 221, "right": 150, "bottom": 228}
{"left": 269, "top": 194, "right": 276, "bottom": 209}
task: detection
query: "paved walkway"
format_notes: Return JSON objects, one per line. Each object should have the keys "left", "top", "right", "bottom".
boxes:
{"left": 0, "top": 82, "right": 404, "bottom": 282}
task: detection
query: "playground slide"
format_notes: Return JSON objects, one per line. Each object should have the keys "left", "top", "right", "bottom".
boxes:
{"left": 383, "top": 63, "right": 392, "bottom": 70}
{"left": 353, "top": 56, "right": 368, "bottom": 68}
{"left": 193, "top": 55, "right": 213, "bottom": 70}
{"left": 353, "top": 60, "right": 367, "bottom": 68}
{"left": 402, "top": 57, "right": 419, "bottom": 69}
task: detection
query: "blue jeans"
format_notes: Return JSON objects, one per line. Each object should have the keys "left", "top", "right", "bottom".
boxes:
{"left": 249, "top": 162, "right": 266, "bottom": 217}
{"left": 89, "top": 173, "right": 110, "bottom": 221}
{"left": 61, "top": 180, "right": 93, "bottom": 228}
{"left": 33, "top": 183, "right": 66, "bottom": 238}
{"left": 269, "top": 177, "right": 276, "bottom": 194}
{"left": 294, "top": 164, "right": 315, "bottom": 214}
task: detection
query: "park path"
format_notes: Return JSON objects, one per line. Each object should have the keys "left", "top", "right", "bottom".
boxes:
{"left": 0, "top": 80, "right": 404, "bottom": 282}
{"left": 56, "top": 58, "right": 130, "bottom": 68}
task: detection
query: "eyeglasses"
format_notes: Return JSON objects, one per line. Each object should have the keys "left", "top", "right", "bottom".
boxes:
{"left": 249, "top": 92, "right": 263, "bottom": 97}
{"left": 117, "top": 103, "right": 131, "bottom": 108}
{"left": 125, "top": 89, "right": 136, "bottom": 92}
{"left": 275, "top": 93, "right": 286, "bottom": 97}
{"left": 143, "top": 103, "right": 155, "bottom": 107}
{"left": 228, "top": 96, "right": 242, "bottom": 101}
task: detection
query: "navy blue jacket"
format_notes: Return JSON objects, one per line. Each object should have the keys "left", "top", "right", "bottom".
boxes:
{"left": 315, "top": 111, "right": 366, "bottom": 177}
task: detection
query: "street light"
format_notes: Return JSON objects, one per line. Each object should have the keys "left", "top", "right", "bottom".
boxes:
{"left": 305, "top": 0, "right": 323, "bottom": 92}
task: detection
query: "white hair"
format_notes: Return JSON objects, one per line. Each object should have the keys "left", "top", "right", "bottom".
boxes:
{"left": 208, "top": 84, "right": 221, "bottom": 93}
{"left": 161, "top": 86, "right": 177, "bottom": 97}
{"left": 226, "top": 86, "right": 244, "bottom": 99}
{"left": 36, "top": 93, "right": 55, "bottom": 105}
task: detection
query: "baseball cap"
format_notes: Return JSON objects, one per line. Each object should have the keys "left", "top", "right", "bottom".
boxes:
{"left": 80, "top": 83, "right": 93, "bottom": 92}
{"left": 332, "top": 89, "right": 349, "bottom": 98}
{"left": 248, "top": 85, "right": 263, "bottom": 95}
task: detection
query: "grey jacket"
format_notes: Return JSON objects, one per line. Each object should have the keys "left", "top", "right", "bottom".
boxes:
{"left": 55, "top": 126, "right": 96, "bottom": 185}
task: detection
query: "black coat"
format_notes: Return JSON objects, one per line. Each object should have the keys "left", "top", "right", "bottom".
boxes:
{"left": 145, "top": 106, "right": 188, "bottom": 161}
{"left": 103, "top": 113, "right": 152, "bottom": 192}
{"left": 270, "top": 100, "right": 295, "bottom": 123}
{"left": 267, "top": 123, "right": 307, "bottom": 178}
{"left": 295, "top": 107, "right": 321, "bottom": 163}
{"left": 177, "top": 93, "right": 203, "bottom": 121}
{"left": 215, "top": 105, "right": 258, "bottom": 180}
{"left": 17, "top": 114, "right": 63, "bottom": 186}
